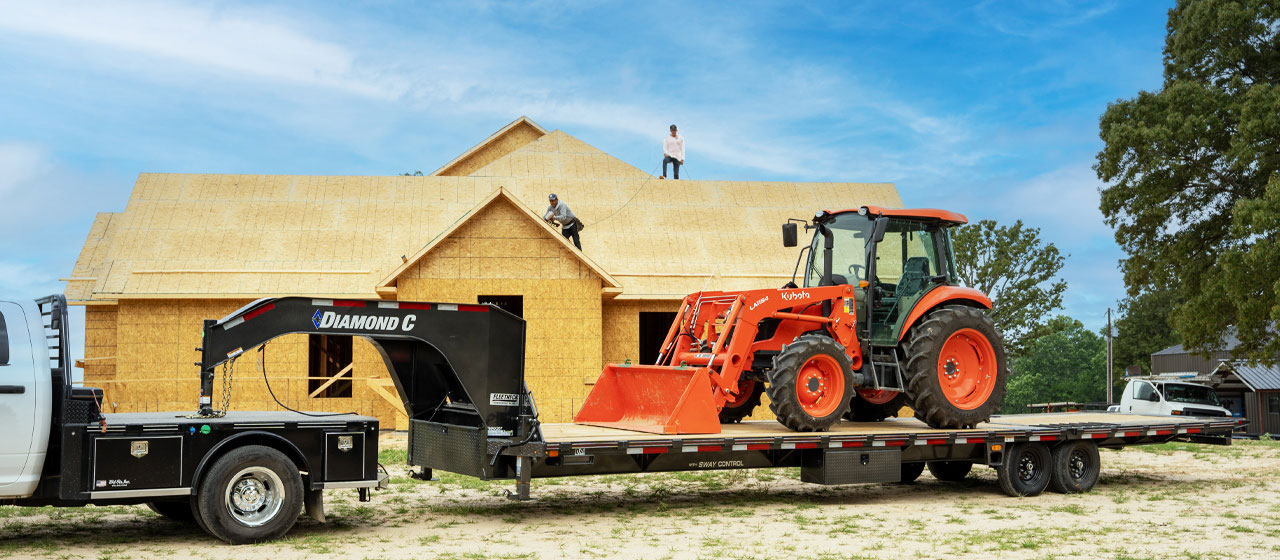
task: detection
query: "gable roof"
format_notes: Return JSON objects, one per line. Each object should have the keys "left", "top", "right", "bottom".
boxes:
{"left": 377, "top": 187, "right": 621, "bottom": 292}
{"left": 431, "top": 116, "right": 548, "bottom": 177}
{"left": 65, "top": 119, "right": 904, "bottom": 303}
{"left": 1216, "top": 360, "right": 1280, "bottom": 391}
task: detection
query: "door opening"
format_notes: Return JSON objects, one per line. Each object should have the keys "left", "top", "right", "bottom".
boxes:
{"left": 638, "top": 311, "right": 678, "bottom": 365}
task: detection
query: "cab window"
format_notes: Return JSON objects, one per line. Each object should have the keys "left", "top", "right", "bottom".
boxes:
{"left": 1133, "top": 381, "right": 1158, "bottom": 401}
{"left": 0, "top": 310, "right": 8, "bottom": 365}
{"left": 804, "top": 214, "right": 873, "bottom": 287}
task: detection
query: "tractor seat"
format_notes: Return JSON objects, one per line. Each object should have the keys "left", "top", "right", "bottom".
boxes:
{"left": 895, "top": 257, "right": 931, "bottom": 298}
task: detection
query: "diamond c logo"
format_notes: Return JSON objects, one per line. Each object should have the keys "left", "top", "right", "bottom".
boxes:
{"left": 311, "top": 310, "right": 323, "bottom": 329}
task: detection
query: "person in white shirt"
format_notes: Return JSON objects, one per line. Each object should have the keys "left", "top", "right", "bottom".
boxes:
{"left": 662, "top": 124, "right": 684, "bottom": 179}
{"left": 542, "top": 193, "right": 581, "bottom": 249}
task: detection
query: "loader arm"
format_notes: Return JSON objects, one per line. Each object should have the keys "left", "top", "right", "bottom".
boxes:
{"left": 196, "top": 297, "right": 530, "bottom": 436}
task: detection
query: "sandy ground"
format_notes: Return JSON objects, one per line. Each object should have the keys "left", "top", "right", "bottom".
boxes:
{"left": 3, "top": 434, "right": 1278, "bottom": 560}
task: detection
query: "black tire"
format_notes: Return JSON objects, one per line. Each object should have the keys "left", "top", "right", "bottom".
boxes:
{"left": 767, "top": 334, "right": 855, "bottom": 431}
{"left": 899, "top": 461, "right": 926, "bottom": 484}
{"left": 194, "top": 445, "right": 304, "bottom": 544}
{"left": 719, "top": 378, "right": 764, "bottom": 423}
{"left": 1048, "top": 441, "right": 1101, "bottom": 494}
{"left": 844, "top": 392, "right": 908, "bottom": 422}
{"left": 926, "top": 461, "right": 973, "bottom": 482}
{"left": 903, "top": 305, "right": 1009, "bottom": 429}
{"left": 996, "top": 442, "right": 1052, "bottom": 497}
{"left": 147, "top": 500, "right": 196, "bottom": 523}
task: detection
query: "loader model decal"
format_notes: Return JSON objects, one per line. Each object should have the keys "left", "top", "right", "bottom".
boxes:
{"left": 313, "top": 310, "right": 417, "bottom": 332}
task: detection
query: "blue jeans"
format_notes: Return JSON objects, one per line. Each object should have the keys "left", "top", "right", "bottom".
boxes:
{"left": 562, "top": 225, "right": 581, "bottom": 249}
{"left": 663, "top": 156, "right": 681, "bottom": 179}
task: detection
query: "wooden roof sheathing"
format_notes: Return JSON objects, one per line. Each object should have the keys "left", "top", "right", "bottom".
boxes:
{"left": 66, "top": 119, "right": 903, "bottom": 303}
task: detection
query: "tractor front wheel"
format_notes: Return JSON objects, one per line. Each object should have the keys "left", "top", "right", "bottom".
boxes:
{"left": 719, "top": 378, "right": 764, "bottom": 424}
{"left": 767, "top": 334, "right": 854, "bottom": 431}
{"left": 903, "top": 305, "right": 1008, "bottom": 429}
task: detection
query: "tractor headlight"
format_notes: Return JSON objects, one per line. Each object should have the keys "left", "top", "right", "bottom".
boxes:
{"left": 858, "top": 206, "right": 868, "bottom": 216}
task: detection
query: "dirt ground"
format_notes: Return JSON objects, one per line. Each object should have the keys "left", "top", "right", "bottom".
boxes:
{"left": 3, "top": 434, "right": 1278, "bottom": 560}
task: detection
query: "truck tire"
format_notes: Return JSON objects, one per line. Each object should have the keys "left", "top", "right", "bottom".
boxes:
{"left": 899, "top": 461, "right": 925, "bottom": 484}
{"left": 844, "top": 390, "right": 907, "bottom": 422}
{"left": 903, "top": 305, "right": 1008, "bottom": 429}
{"left": 1048, "top": 441, "right": 1101, "bottom": 494}
{"left": 926, "top": 460, "right": 973, "bottom": 482}
{"left": 194, "top": 445, "right": 304, "bottom": 544}
{"left": 147, "top": 500, "right": 195, "bottom": 522}
{"left": 996, "top": 442, "right": 1051, "bottom": 497}
{"left": 719, "top": 378, "right": 764, "bottom": 423}
{"left": 767, "top": 334, "right": 855, "bottom": 431}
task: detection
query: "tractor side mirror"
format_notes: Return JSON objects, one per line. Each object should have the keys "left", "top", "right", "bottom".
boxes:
{"left": 0, "top": 312, "right": 9, "bottom": 366}
{"left": 870, "top": 217, "right": 890, "bottom": 243}
{"left": 782, "top": 223, "right": 798, "bottom": 247}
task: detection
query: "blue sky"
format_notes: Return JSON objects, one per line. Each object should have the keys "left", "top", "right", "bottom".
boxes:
{"left": 0, "top": 0, "right": 1171, "bottom": 351}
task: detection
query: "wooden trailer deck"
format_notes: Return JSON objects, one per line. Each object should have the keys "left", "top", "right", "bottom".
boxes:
{"left": 541, "top": 412, "right": 1239, "bottom": 447}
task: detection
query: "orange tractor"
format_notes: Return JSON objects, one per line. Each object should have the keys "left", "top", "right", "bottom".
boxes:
{"left": 576, "top": 205, "right": 1008, "bottom": 434}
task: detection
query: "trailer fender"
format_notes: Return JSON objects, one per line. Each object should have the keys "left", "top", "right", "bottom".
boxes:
{"left": 189, "top": 431, "right": 312, "bottom": 491}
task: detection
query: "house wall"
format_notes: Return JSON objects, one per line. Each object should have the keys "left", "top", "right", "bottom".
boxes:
{"left": 87, "top": 299, "right": 410, "bottom": 429}
{"left": 394, "top": 197, "right": 604, "bottom": 423}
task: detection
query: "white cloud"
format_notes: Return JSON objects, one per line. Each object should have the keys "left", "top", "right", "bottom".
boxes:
{"left": 996, "top": 164, "right": 1112, "bottom": 244}
{"left": 0, "top": 143, "right": 46, "bottom": 196}
{"left": 0, "top": 0, "right": 400, "bottom": 98}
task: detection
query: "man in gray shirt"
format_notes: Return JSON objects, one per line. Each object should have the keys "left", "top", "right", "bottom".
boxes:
{"left": 543, "top": 193, "right": 581, "bottom": 249}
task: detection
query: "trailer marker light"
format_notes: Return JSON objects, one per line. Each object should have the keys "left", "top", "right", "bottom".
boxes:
{"left": 642, "top": 447, "right": 668, "bottom": 454}
{"left": 841, "top": 441, "right": 864, "bottom": 448}
{"left": 925, "top": 439, "right": 947, "bottom": 445}
{"left": 333, "top": 300, "right": 365, "bottom": 307}
{"left": 990, "top": 444, "right": 1002, "bottom": 452}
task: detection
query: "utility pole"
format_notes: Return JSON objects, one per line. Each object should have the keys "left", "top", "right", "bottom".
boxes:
{"left": 1106, "top": 308, "right": 1114, "bottom": 404}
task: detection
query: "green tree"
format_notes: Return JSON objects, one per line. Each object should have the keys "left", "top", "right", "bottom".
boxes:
{"left": 951, "top": 219, "right": 1068, "bottom": 356}
{"left": 1112, "top": 289, "right": 1181, "bottom": 376}
{"left": 1095, "top": 0, "right": 1280, "bottom": 360}
{"left": 1002, "top": 316, "right": 1107, "bottom": 413}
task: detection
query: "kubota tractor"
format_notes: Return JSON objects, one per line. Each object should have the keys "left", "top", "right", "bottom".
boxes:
{"left": 575, "top": 205, "right": 1008, "bottom": 434}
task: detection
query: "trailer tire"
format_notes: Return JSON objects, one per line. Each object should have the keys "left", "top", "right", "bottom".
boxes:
{"left": 719, "top": 378, "right": 764, "bottom": 424}
{"left": 147, "top": 500, "right": 196, "bottom": 523}
{"left": 996, "top": 442, "right": 1051, "bottom": 497}
{"left": 926, "top": 461, "right": 973, "bottom": 482}
{"left": 844, "top": 391, "right": 907, "bottom": 422}
{"left": 1048, "top": 441, "right": 1100, "bottom": 494}
{"left": 195, "top": 445, "right": 304, "bottom": 544}
{"left": 767, "top": 334, "right": 855, "bottom": 431}
{"left": 899, "top": 461, "right": 925, "bottom": 484}
{"left": 903, "top": 305, "right": 1008, "bottom": 429}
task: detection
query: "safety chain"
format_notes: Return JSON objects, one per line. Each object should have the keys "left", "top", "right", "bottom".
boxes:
{"left": 186, "top": 360, "right": 235, "bottom": 419}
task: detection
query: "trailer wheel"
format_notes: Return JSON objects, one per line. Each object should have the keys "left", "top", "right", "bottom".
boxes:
{"left": 926, "top": 460, "right": 973, "bottom": 482}
{"left": 1048, "top": 441, "right": 1100, "bottom": 494}
{"left": 195, "top": 445, "right": 304, "bottom": 544}
{"left": 844, "top": 390, "right": 907, "bottom": 422}
{"left": 146, "top": 500, "right": 195, "bottom": 522}
{"left": 996, "top": 442, "right": 1051, "bottom": 497}
{"left": 903, "top": 305, "right": 1009, "bottom": 429}
{"left": 719, "top": 378, "right": 764, "bottom": 423}
{"left": 899, "top": 461, "right": 925, "bottom": 484}
{"left": 767, "top": 335, "right": 855, "bottom": 431}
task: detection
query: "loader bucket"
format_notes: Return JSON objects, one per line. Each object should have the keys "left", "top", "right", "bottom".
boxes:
{"left": 574, "top": 364, "right": 723, "bottom": 434}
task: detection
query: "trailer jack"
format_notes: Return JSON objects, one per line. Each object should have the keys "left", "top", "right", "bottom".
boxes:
{"left": 505, "top": 456, "right": 533, "bottom": 501}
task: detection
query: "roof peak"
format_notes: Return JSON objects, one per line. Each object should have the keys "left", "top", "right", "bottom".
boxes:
{"left": 431, "top": 116, "right": 549, "bottom": 177}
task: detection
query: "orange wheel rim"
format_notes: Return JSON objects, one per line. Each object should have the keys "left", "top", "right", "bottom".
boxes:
{"left": 937, "top": 328, "right": 997, "bottom": 410}
{"left": 796, "top": 354, "right": 844, "bottom": 416}
{"left": 726, "top": 379, "right": 756, "bottom": 408}
{"left": 857, "top": 388, "right": 900, "bottom": 405}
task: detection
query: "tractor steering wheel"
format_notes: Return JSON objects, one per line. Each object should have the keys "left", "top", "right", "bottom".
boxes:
{"left": 847, "top": 264, "right": 866, "bottom": 281}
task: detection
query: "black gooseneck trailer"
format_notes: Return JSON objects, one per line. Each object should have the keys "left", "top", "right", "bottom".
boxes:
{"left": 8, "top": 296, "right": 1242, "bottom": 544}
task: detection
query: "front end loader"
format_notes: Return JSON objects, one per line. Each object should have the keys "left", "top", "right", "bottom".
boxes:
{"left": 575, "top": 205, "right": 1008, "bottom": 434}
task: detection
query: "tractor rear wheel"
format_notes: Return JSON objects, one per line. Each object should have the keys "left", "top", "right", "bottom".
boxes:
{"left": 844, "top": 389, "right": 907, "bottom": 422}
{"left": 719, "top": 378, "right": 764, "bottom": 423}
{"left": 903, "top": 305, "right": 1008, "bottom": 429}
{"left": 767, "top": 334, "right": 854, "bottom": 431}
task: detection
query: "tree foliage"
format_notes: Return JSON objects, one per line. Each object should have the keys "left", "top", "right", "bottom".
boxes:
{"left": 951, "top": 219, "right": 1067, "bottom": 355}
{"left": 1002, "top": 316, "right": 1107, "bottom": 413}
{"left": 1112, "top": 289, "right": 1181, "bottom": 375}
{"left": 1096, "top": 0, "right": 1280, "bottom": 360}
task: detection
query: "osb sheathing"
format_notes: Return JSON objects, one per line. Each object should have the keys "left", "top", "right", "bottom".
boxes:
{"left": 393, "top": 195, "right": 606, "bottom": 423}
{"left": 432, "top": 118, "right": 547, "bottom": 177}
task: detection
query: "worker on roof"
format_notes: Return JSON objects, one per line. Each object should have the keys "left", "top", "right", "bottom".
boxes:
{"left": 543, "top": 193, "right": 582, "bottom": 249}
{"left": 661, "top": 124, "right": 684, "bottom": 180}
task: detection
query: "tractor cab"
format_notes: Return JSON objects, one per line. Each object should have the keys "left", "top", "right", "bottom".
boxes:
{"left": 785, "top": 206, "right": 965, "bottom": 345}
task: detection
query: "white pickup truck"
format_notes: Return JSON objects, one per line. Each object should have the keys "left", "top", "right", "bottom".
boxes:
{"left": 1115, "top": 377, "right": 1232, "bottom": 418}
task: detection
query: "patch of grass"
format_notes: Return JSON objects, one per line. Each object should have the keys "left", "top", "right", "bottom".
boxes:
{"left": 1049, "top": 504, "right": 1087, "bottom": 515}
